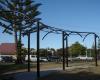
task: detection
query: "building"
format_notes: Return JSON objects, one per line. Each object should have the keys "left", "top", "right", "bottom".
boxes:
{"left": 0, "top": 43, "right": 16, "bottom": 59}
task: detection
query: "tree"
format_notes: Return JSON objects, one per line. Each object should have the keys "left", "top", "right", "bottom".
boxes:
{"left": 91, "top": 42, "right": 96, "bottom": 57}
{"left": 56, "top": 48, "right": 63, "bottom": 56}
{"left": 69, "top": 42, "right": 86, "bottom": 57}
{"left": 21, "top": 47, "right": 28, "bottom": 61}
{"left": 30, "top": 48, "right": 36, "bottom": 55}
{"left": 0, "top": 0, "right": 41, "bottom": 63}
{"left": 86, "top": 48, "right": 93, "bottom": 57}
{"left": 40, "top": 48, "right": 48, "bottom": 57}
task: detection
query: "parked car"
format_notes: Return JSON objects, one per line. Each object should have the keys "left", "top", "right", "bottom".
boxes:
{"left": 40, "top": 57, "right": 48, "bottom": 62}
{"left": 76, "top": 56, "right": 94, "bottom": 60}
{"left": 0, "top": 56, "right": 2, "bottom": 62}
{"left": 1, "top": 56, "right": 15, "bottom": 62}
{"left": 47, "top": 56, "right": 61, "bottom": 62}
{"left": 25, "top": 55, "right": 37, "bottom": 62}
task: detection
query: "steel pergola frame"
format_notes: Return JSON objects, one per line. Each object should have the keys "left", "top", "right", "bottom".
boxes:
{"left": 0, "top": 11, "right": 99, "bottom": 79}
{"left": 22, "top": 21, "right": 99, "bottom": 79}
{"left": 39, "top": 22, "right": 99, "bottom": 65}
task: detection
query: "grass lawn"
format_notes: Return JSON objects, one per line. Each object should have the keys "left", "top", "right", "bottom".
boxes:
{"left": 0, "top": 61, "right": 100, "bottom": 80}
{"left": 39, "top": 61, "right": 100, "bottom": 80}
{"left": 40, "top": 66, "right": 100, "bottom": 80}
{"left": 0, "top": 63, "right": 37, "bottom": 80}
{"left": 0, "top": 63, "right": 37, "bottom": 74}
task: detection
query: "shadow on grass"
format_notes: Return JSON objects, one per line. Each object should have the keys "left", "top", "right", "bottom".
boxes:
{"left": 1, "top": 70, "right": 100, "bottom": 80}
{"left": 0, "top": 63, "right": 36, "bottom": 74}
{"left": 1, "top": 63, "right": 100, "bottom": 80}
{"left": 40, "top": 71, "right": 100, "bottom": 80}
{"left": 0, "top": 70, "right": 57, "bottom": 80}
{"left": 0, "top": 63, "right": 36, "bottom": 80}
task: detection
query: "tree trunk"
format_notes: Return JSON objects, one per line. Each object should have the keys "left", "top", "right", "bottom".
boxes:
{"left": 16, "top": 30, "right": 23, "bottom": 64}
{"left": 14, "top": 27, "right": 18, "bottom": 64}
{"left": 14, "top": 25, "right": 23, "bottom": 64}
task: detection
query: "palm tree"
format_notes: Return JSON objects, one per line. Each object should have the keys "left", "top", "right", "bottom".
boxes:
{"left": 0, "top": 0, "right": 41, "bottom": 64}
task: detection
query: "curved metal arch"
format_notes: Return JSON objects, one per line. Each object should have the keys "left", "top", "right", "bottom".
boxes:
{"left": 95, "top": 34, "right": 99, "bottom": 39}
{"left": 82, "top": 33, "right": 93, "bottom": 42}
{"left": 82, "top": 33, "right": 100, "bottom": 42}
{"left": 68, "top": 32, "right": 83, "bottom": 38}
{"left": 42, "top": 31, "right": 53, "bottom": 40}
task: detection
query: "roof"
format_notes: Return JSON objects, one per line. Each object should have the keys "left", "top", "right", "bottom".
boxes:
{"left": 0, "top": 43, "right": 16, "bottom": 55}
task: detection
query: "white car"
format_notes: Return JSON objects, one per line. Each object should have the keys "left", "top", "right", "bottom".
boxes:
{"left": 76, "top": 56, "right": 93, "bottom": 60}
{"left": 86, "top": 57, "right": 94, "bottom": 60}
{"left": 0, "top": 56, "right": 2, "bottom": 61}
{"left": 25, "top": 55, "right": 37, "bottom": 62}
{"left": 40, "top": 57, "right": 48, "bottom": 62}
{"left": 25, "top": 55, "right": 48, "bottom": 62}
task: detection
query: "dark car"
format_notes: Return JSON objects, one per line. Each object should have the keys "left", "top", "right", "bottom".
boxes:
{"left": 47, "top": 56, "right": 61, "bottom": 62}
{"left": 2, "top": 56, "right": 14, "bottom": 62}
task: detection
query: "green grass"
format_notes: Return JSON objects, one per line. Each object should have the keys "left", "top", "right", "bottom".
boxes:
{"left": 0, "top": 63, "right": 37, "bottom": 80}
{"left": 40, "top": 66, "right": 100, "bottom": 80}
{"left": 0, "top": 63, "right": 36, "bottom": 74}
{"left": 0, "top": 61, "right": 99, "bottom": 80}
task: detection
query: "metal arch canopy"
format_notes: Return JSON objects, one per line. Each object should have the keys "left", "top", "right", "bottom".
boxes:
{"left": 1, "top": 10, "right": 100, "bottom": 78}
{"left": 1, "top": 10, "right": 99, "bottom": 38}
{"left": 38, "top": 22, "right": 99, "bottom": 40}
{"left": 37, "top": 22, "right": 99, "bottom": 70}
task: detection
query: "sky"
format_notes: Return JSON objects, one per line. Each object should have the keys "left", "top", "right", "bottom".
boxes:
{"left": 0, "top": 0, "right": 100, "bottom": 49}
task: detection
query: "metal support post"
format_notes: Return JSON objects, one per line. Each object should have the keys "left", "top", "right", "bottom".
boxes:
{"left": 62, "top": 31, "right": 65, "bottom": 70}
{"left": 37, "top": 21, "right": 40, "bottom": 79}
{"left": 94, "top": 34, "right": 98, "bottom": 66}
{"left": 28, "top": 32, "right": 30, "bottom": 72}
{"left": 65, "top": 36, "right": 68, "bottom": 67}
